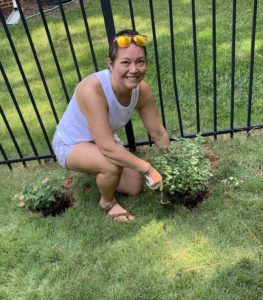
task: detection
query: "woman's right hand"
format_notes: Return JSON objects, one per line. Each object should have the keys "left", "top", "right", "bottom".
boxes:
{"left": 144, "top": 166, "right": 163, "bottom": 191}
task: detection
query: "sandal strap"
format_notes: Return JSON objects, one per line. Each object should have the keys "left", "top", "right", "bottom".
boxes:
{"left": 101, "top": 201, "right": 134, "bottom": 220}
{"left": 102, "top": 200, "right": 118, "bottom": 214}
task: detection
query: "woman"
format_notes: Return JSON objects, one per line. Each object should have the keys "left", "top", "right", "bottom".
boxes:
{"left": 52, "top": 29, "right": 170, "bottom": 221}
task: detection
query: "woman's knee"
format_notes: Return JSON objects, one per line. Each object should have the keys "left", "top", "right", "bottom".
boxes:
{"left": 102, "top": 162, "right": 123, "bottom": 177}
{"left": 118, "top": 169, "right": 143, "bottom": 196}
{"left": 128, "top": 180, "right": 143, "bottom": 196}
{"left": 96, "top": 163, "right": 123, "bottom": 190}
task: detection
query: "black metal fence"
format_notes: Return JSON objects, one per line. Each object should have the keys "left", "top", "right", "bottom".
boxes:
{"left": 0, "top": 0, "right": 262, "bottom": 169}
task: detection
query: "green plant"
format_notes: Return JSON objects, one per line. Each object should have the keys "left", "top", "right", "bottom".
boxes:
{"left": 14, "top": 175, "right": 68, "bottom": 210}
{"left": 150, "top": 136, "right": 212, "bottom": 197}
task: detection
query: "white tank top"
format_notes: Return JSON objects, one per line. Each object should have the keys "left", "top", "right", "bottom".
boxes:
{"left": 55, "top": 69, "right": 139, "bottom": 144}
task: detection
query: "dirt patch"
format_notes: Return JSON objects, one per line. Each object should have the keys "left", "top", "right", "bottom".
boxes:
{"left": 35, "top": 192, "right": 74, "bottom": 217}
{"left": 1, "top": 0, "right": 81, "bottom": 23}
{"left": 204, "top": 144, "right": 220, "bottom": 171}
{"left": 167, "top": 188, "right": 209, "bottom": 209}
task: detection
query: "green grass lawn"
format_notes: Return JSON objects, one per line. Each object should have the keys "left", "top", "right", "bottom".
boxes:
{"left": 0, "top": 131, "right": 263, "bottom": 299}
{"left": 0, "top": 1, "right": 263, "bottom": 298}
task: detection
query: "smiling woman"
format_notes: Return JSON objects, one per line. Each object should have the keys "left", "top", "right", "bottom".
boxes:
{"left": 52, "top": 28, "right": 170, "bottom": 222}
{"left": 108, "top": 43, "right": 147, "bottom": 100}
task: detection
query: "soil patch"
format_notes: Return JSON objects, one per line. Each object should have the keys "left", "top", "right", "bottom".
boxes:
{"left": 204, "top": 144, "right": 220, "bottom": 171}
{"left": 33, "top": 192, "right": 74, "bottom": 217}
{"left": 168, "top": 188, "right": 209, "bottom": 209}
{"left": 1, "top": 0, "right": 81, "bottom": 23}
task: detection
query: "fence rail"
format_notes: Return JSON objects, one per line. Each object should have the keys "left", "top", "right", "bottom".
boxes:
{"left": 0, "top": 0, "right": 262, "bottom": 169}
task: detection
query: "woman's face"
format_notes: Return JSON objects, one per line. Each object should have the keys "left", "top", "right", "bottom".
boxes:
{"left": 108, "top": 43, "right": 147, "bottom": 91}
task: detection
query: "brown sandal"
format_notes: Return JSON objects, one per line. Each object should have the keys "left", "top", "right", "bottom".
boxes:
{"left": 102, "top": 201, "right": 134, "bottom": 221}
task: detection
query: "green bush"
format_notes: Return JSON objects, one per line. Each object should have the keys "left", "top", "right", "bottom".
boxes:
{"left": 14, "top": 175, "right": 68, "bottom": 210}
{"left": 150, "top": 137, "right": 212, "bottom": 197}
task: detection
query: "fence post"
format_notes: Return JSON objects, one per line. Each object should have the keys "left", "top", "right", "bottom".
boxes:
{"left": 100, "top": 0, "right": 136, "bottom": 151}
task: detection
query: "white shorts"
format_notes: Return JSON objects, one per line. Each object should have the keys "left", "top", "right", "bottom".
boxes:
{"left": 52, "top": 132, "right": 74, "bottom": 168}
{"left": 52, "top": 132, "right": 123, "bottom": 168}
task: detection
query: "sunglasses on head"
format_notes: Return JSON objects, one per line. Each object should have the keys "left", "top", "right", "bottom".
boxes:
{"left": 113, "top": 34, "right": 148, "bottom": 47}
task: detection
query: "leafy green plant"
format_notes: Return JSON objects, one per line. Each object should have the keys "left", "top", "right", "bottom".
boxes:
{"left": 150, "top": 136, "right": 212, "bottom": 197}
{"left": 221, "top": 176, "right": 244, "bottom": 192}
{"left": 14, "top": 175, "right": 69, "bottom": 210}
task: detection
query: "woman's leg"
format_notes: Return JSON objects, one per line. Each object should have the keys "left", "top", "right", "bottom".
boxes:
{"left": 117, "top": 167, "right": 143, "bottom": 196}
{"left": 66, "top": 142, "right": 142, "bottom": 221}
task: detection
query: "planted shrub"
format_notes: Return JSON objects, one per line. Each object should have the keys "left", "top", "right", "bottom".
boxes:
{"left": 14, "top": 174, "right": 74, "bottom": 216}
{"left": 149, "top": 136, "right": 212, "bottom": 207}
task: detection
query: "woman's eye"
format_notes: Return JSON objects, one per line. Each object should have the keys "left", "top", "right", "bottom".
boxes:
{"left": 121, "top": 61, "right": 130, "bottom": 66}
{"left": 137, "top": 60, "right": 146, "bottom": 66}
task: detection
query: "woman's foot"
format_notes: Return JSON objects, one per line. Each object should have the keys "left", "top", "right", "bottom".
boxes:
{"left": 99, "top": 199, "right": 135, "bottom": 222}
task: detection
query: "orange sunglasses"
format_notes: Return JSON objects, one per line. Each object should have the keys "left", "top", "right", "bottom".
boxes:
{"left": 113, "top": 35, "right": 148, "bottom": 47}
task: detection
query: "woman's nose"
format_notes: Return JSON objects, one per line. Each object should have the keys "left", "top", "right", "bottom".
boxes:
{"left": 129, "top": 63, "right": 138, "bottom": 73}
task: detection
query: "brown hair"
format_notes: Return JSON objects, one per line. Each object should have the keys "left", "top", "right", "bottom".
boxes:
{"left": 108, "top": 29, "right": 147, "bottom": 62}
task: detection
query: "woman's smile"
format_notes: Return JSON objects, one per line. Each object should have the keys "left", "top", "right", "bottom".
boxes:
{"left": 109, "top": 43, "right": 147, "bottom": 91}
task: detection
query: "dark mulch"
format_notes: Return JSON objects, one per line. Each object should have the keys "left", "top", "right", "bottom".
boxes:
{"left": 38, "top": 193, "right": 74, "bottom": 217}
{"left": 168, "top": 188, "right": 209, "bottom": 209}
